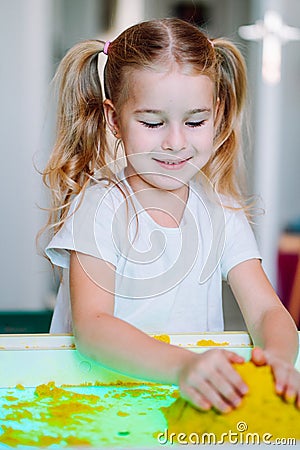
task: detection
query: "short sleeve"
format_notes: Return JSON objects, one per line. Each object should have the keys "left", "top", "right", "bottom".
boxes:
{"left": 221, "top": 209, "right": 261, "bottom": 280}
{"left": 45, "top": 184, "right": 120, "bottom": 269}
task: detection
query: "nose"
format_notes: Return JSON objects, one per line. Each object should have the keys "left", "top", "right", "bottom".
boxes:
{"left": 162, "top": 124, "right": 187, "bottom": 152}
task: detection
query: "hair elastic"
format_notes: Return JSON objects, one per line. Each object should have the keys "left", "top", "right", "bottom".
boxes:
{"left": 103, "top": 41, "right": 111, "bottom": 55}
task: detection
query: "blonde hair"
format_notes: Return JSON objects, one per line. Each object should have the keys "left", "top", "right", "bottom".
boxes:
{"left": 42, "top": 18, "right": 249, "bottom": 239}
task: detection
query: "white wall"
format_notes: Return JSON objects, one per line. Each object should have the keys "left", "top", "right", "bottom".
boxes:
{"left": 0, "top": 0, "right": 109, "bottom": 311}
{"left": 278, "top": 1, "right": 300, "bottom": 228}
{"left": 247, "top": 0, "right": 300, "bottom": 285}
{"left": 0, "top": 0, "right": 53, "bottom": 310}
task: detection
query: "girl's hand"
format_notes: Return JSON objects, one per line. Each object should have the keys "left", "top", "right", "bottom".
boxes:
{"left": 251, "top": 347, "right": 300, "bottom": 409}
{"left": 178, "top": 349, "right": 248, "bottom": 413}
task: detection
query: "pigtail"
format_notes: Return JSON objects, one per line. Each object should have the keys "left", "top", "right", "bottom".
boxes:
{"left": 203, "top": 39, "right": 248, "bottom": 208}
{"left": 42, "top": 40, "right": 110, "bottom": 235}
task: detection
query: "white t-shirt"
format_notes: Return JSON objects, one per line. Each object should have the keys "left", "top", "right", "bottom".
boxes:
{"left": 46, "top": 176, "right": 261, "bottom": 334}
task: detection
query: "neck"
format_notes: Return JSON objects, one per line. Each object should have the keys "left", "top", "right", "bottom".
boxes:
{"left": 124, "top": 171, "right": 189, "bottom": 228}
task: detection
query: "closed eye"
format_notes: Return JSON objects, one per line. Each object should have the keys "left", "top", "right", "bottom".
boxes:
{"left": 186, "top": 120, "right": 206, "bottom": 128}
{"left": 139, "top": 121, "right": 163, "bottom": 129}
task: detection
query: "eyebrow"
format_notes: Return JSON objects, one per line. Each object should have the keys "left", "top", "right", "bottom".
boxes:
{"left": 187, "top": 108, "right": 212, "bottom": 115}
{"left": 133, "top": 109, "right": 163, "bottom": 115}
{"left": 134, "top": 108, "right": 211, "bottom": 115}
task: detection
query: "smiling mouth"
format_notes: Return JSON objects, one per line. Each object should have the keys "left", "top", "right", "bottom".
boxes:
{"left": 152, "top": 157, "right": 192, "bottom": 168}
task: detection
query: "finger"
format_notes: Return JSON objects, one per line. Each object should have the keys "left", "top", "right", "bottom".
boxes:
{"left": 194, "top": 377, "right": 234, "bottom": 413}
{"left": 272, "top": 363, "right": 300, "bottom": 399}
{"left": 272, "top": 364, "right": 289, "bottom": 395}
{"left": 284, "top": 391, "right": 297, "bottom": 404}
{"left": 281, "top": 377, "right": 295, "bottom": 401}
{"left": 289, "top": 370, "right": 300, "bottom": 409}
{"left": 209, "top": 370, "right": 244, "bottom": 408}
{"left": 281, "top": 374, "right": 295, "bottom": 400}
{"left": 251, "top": 347, "right": 267, "bottom": 366}
{"left": 225, "top": 350, "right": 245, "bottom": 364}
{"left": 221, "top": 360, "right": 249, "bottom": 396}
{"left": 213, "top": 351, "right": 248, "bottom": 396}
{"left": 281, "top": 369, "right": 300, "bottom": 403}
{"left": 297, "top": 393, "right": 300, "bottom": 409}
{"left": 181, "top": 385, "right": 211, "bottom": 411}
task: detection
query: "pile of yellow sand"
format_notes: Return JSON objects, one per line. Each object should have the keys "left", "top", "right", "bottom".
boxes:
{"left": 161, "top": 362, "right": 300, "bottom": 444}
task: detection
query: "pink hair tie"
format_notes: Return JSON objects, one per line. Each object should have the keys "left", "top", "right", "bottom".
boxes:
{"left": 103, "top": 41, "right": 111, "bottom": 55}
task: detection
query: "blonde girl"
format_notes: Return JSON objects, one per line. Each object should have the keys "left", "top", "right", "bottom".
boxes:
{"left": 43, "top": 18, "right": 300, "bottom": 412}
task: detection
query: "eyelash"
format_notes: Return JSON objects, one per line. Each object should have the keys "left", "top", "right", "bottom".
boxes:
{"left": 140, "top": 122, "right": 162, "bottom": 129}
{"left": 140, "top": 121, "right": 206, "bottom": 129}
{"left": 186, "top": 121, "right": 206, "bottom": 128}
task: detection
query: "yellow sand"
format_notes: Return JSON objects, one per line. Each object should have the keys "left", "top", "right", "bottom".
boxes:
{"left": 0, "top": 381, "right": 175, "bottom": 447}
{"left": 196, "top": 339, "right": 229, "bottom": 346}
{"left": 153, "top": 335, "right": 229, "bottom": 346}
{"left": 153, "top": 334, "right": 171, "bottom": 343}
{"left": 161, "top": 362, "right": 300, "bottom": 443}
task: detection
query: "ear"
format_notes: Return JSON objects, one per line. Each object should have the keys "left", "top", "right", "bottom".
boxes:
{"left": 103, "top": 99, "right": 121, "bottom": 138}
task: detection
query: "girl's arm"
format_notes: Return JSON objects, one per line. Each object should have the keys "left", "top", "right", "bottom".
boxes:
{"left": 70, "top": 251, "right": 248, "bottom": 412}
{"left": 228, "top": 258, "right": 300, "bottom": 406}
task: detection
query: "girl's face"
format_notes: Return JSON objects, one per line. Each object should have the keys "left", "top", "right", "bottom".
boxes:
{"left": 104, "top": 68, "right": 216, "bottom": 194}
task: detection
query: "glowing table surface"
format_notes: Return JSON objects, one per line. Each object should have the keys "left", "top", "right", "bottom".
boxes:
{"left": 0, "top": 332, "right": 299, "bottom": 448}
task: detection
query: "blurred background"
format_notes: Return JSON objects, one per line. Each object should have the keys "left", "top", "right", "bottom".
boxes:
{"left": 0, "top": 0, "right": 299, "bottom": 332}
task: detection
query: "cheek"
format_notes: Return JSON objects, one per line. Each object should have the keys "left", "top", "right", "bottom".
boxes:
{"left": 196, "top": 129, "right": 214, "bottom": 153}
{"left": 125, "top": 153, "right": 153, "bottom": 180}
{"left": 122, "top": 128, "right": 150, "bottom": 156}
{"left": 192, "top": 132, "right": 215, "bottom": 168}
{"left": 204, "top": 127, "right": 215, "bottom": 145}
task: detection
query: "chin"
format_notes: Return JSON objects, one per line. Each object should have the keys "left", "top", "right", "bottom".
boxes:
{"left": 143, "top": 173, "right": 190, "bottom": 191}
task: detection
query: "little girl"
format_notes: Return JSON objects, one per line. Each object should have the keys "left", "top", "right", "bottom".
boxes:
{"left": 43, "top": 18, "right": 300, "bottom": 413}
